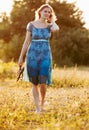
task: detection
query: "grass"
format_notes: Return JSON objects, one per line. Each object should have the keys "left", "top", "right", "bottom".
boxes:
{"left": 0, "top": 61, "right": 89, "bottom": 130}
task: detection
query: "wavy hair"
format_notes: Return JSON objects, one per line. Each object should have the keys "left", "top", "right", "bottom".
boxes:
{"left": 35, "top": 4, "right": 57, "bottom": 22}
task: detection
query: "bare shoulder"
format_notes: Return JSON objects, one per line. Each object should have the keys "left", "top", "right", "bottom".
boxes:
{"left": 27, "top": 21, "right": 34, "bottom": 25}
{"left": 31, "top": 20, "right": 38, "bottom": 24}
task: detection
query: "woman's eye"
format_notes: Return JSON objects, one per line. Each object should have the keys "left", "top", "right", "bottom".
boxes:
{"left": 44, "top": 10, "right": 47, "bottom": 13}
{"left": 44, "top": 10, "right": 50, "bottom": 14}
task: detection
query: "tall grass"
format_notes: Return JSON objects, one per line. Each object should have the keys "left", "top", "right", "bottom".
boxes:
{"left": 1, "top": 61, "right": 89, "bottom": 87}
{"left": 52, "top": 66, "right": 89, "bottom": 87}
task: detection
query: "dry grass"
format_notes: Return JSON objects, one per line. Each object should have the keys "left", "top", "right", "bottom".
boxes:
{"left": 52, "top": 67, "right": 89, "bottom": 87}
{"left": 0, "top": 62, "right": 89, "bottom": 130}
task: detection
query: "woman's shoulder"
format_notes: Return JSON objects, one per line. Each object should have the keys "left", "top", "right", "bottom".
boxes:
{"left": 27, "top": 21, "right": 34, "bottom": 26}
{"left": 30, "top": 21, "right": 40, "bottom": 26}
{"left": 27, "top": 21, "right": 38, "bottom": 28}
{"left": 26, "top": 21, "right": 34, "bottom": 32}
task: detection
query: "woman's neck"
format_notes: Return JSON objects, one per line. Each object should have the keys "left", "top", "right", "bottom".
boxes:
{"left": 39, "top": 18, "right": 47, "bottom": 23}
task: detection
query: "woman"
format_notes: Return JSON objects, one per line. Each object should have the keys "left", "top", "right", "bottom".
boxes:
{"left": 18, "top": 4, "right": 59, "bottom": 113}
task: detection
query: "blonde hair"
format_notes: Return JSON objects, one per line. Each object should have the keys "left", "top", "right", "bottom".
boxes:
{"left": 35, "top": 4, "right": 57, "bottom": 22}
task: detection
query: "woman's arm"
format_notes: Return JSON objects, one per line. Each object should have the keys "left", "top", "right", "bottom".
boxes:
{"left": 18, "top": 31, "right": 31, "bottom": 66}
{"left": 50, "top": 22, "right": 59, "bottom": 32}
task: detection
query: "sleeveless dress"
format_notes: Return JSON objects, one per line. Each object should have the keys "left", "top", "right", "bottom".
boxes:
{"left": 24, "top": 22, "right": 52, "bottom": 85}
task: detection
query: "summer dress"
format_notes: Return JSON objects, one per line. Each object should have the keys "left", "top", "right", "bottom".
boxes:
{"left": 24, "top": 22, "right": 52, "bottom": 85}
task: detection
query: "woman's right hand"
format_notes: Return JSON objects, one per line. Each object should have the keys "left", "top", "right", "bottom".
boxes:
{"left": 18, "top": 56, "right": 24, "bottom": 67}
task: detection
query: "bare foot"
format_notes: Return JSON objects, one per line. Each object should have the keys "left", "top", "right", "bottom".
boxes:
{"left": 40, "top": 106, "right": 46, "bottom": 112}
{"left": 35, "top": 109, "right": 41, "bottom": 114}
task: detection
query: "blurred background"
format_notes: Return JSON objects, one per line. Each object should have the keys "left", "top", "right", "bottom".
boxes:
{"left": 0, "top": 0, "right": 89, "bottom": 67}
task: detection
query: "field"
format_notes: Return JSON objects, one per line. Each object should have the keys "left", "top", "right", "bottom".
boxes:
{"left": 0, "top": 61, "right": 89, "bottom": 130}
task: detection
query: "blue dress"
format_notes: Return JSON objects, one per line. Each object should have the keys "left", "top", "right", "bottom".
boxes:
{"left": 24, "top": 22, "right": 52, "bottom": 85}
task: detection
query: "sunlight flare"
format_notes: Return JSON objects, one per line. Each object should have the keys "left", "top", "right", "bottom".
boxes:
{"left": 67, "top": 0, "right": 89, "bottom": 28}
{"left": 0, "top": 0, "right": 13, "bottom": 15}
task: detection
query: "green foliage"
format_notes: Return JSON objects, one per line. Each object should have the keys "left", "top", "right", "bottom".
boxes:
{"left": 51, "top": 28, "right": 89, "bottom": 66}
{"left": 0, "top": 18, "right": 11, "bottom": 42}
{"left": 0, "top": 35, "right": 25, "bottom": 61}
{"left": 49, "top": 0, "right": 84, "bottom": 28}
{"left": 0, "top": 61, "right": 17, "bottom": 79}
{"left": 0, "top": 40, "right": 6, "bottom": 60}
{"left": 10, "top": 0, "right": 46, "bottom": 36}
{"left": 10, "top": 0, "right": 84, "bottom": 36}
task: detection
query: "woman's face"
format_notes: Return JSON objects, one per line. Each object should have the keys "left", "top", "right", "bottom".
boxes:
{"left": 40, "top": 7, "right": 51, "bottom": 20}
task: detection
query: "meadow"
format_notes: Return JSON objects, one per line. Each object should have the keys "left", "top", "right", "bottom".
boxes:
{"left": 0, "top": 61, "right": 89, "bottom": 130}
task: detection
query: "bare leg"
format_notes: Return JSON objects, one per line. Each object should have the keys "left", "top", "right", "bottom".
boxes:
{"left": 32, "top": 84, "right": 40, "bottom": 113}
{"left": 39, "top": 84, "right": 46, "bottom": 111}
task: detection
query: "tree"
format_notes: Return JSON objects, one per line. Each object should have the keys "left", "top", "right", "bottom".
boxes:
{"left": 0, "top": 0, "right": 88, "bottom": 66}
{"left": 48, "top": 0, "right": 84, "bottom": 29}
{"left": 0, "top": 0, "right": 85, "bottom": 41}
{"left": 10, "top": 0, "right": 85, "bottom": 36}
{"left": 0, "top": 12, "right": 11, "bottom": 42}
{"left": 10, "top": 0, "right": 46, "bottom": 36}
{"left": 51, "top": 28, "right": 89, "bottom": 66}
